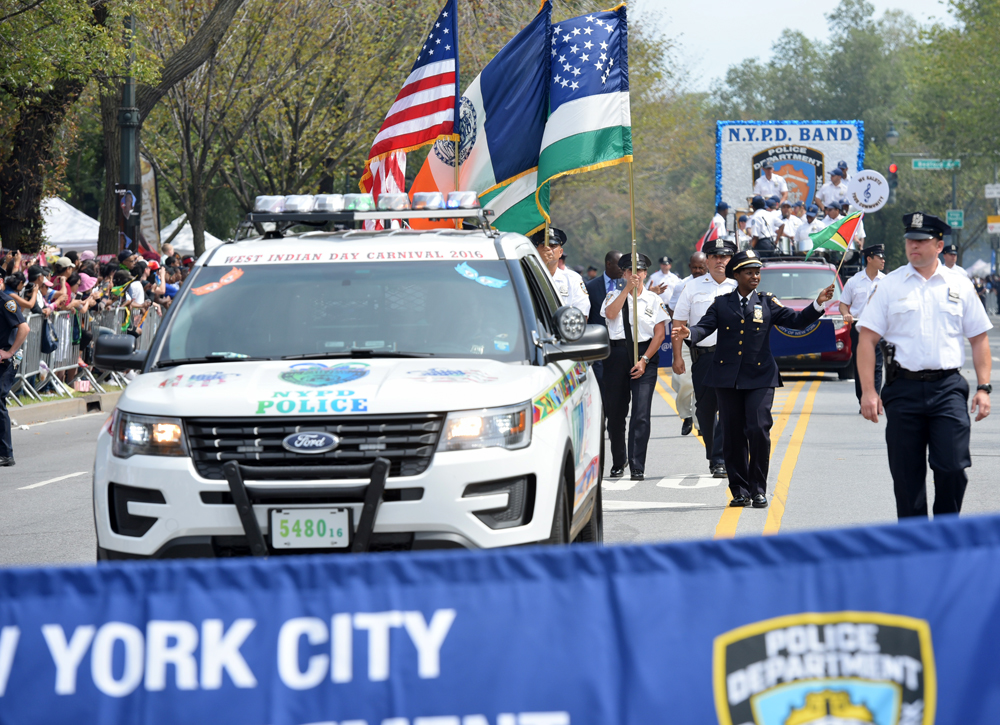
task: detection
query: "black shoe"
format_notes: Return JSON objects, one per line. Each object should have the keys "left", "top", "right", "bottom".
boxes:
{"left": 609, "top": 467, "right": 624, "bottom": 479}
{"left": 752, "top": 494, "right": 768, "bottom": 508}
{"left": 681, "top": 418, "right": 693, "bottom": 436}
{"left": 630, "top": 471, "right": 644, "bottom": 481}
{"left": 729, "top": 495, "right": 751, "bottom": 507}
{"left": 711, "top": 464, "right": 727, "bottom": 478}
{"left": 0, "top": 457, "right": 13, "bottom": 467}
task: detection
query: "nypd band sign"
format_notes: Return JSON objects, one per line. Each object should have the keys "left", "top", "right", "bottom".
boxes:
{"left": 4, "top": 513, "right": 1000, "bottom": 723}
{"left": 717, "top": 121, "right": 865, "bottom": 212}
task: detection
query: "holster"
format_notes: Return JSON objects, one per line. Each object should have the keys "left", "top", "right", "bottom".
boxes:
{"left": 881, "top": 340, "right": 899, "bottom": 385}
{"left": 687, "top": 340, "right": 698, "bottom": 364}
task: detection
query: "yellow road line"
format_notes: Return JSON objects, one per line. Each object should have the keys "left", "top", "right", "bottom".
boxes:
{"left": 763, "top": 380, "right": 821, "bottom": 535}
{"left": 714, "top": 380, "right": 807, "bottom": 539}
{"left": 654, "top": 372, "right": 705, "bottom": 449}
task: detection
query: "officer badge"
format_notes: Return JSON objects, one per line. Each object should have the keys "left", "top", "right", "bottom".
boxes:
{"left": 911, "top": 213, "right": 923, "bottom": 229}
{"left": 753, "top": 304, "right": 764, "bottom": 323}
{"left": 4, "top": 300, "right": 15, "bottom": 313}
{"left": 713, "top": 612, "right": 936, "bottom": 725}
{"left": 280, "top": 362, "right": 370, "bottom": 387}
{"left": 746, "top": 250, "right": 756, "bottom": 258}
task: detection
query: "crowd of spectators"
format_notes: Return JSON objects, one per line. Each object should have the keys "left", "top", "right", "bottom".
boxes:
{"left": 0, "top": 243, "right": 197, "bottom": 393}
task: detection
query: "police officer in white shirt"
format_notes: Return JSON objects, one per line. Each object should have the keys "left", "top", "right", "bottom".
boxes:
{"left": 671, "top": 237, "right": 738, "bottom": 476}
{"left": 748, "top": 196, "right": 777, "bottom": 256}
{"left": 712, "top": 202, "right": 730, "bottom": 237}
{"left": 941, "top": 243, "right": 970, "bottom": 277}
{"left": 669, "top": 251, "right": 709, "bottom": 436}
{"left": 601, "top": 252, "right": 670, "bottom": 480}
{"left": 531, "top": 228, "right": 590, "bottom": 317}
{"left": 816, "top": 167, "right": 848, "bottom": 213}
{"left": 752, "top": 161, "right": 788, "bottom": 204}
{"left": 840, "top": 244, "right": 886, "bottom": 405}
{"left": 775, "top": 200, "right": 801, "bottom": 254}
{"left": 857, "top": 212, "right": 993, "bottom": 519}
{"left": 794, "top": 205, "right": 823, "bottom": 255}
{"left": 647, "top": 256, "right": 681, "bottom": 306}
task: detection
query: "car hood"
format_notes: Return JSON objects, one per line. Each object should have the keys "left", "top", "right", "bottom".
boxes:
{"left": 117, "top": 359, "right": 552, "bottom": 418}
{"left": 772, "top": 298, "right": 840, "bottom": 315}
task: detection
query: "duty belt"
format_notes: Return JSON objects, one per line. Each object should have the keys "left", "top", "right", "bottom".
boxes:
{"left": 611, "top": 339, "right": 652, "bottom": 348}
{"left": 898, "top": 368, "right": 959, "bottom": 382}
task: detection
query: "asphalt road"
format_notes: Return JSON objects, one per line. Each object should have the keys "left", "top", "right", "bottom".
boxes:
{"left": 1, "top": 321, "right": 998, "bottom": 568}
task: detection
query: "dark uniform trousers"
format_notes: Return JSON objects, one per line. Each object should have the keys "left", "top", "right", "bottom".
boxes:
{"left": 881, "top": 372, "right": 971, "bottom": 518}
{"left": 849, "top": 324, "right": 882, "bottom": 402}
{"left": 0, "top": 360, "right": 15, "bottom": 458}
{"left": 604, "top": 341, "right": 658, "bottom": 473}
{"left": 690, "top": 346, "right": 725, "bottom": 466}
{"left": 715, "top": 387, "right": 775, "bottom": 498}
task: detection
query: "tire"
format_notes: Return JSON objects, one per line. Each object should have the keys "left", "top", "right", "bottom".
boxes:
{"left": 574, "top": 478, "right": 603, "bottom": 544}
{"left": 837, "top": 365, "right": 853, "bottom": 381}
{"left": 543, "top": 465, "right": 572, "bottom": 545}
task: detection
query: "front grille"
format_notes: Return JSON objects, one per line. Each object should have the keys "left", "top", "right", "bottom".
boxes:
{"left": 186, "top": 414, "right": 443, "bottom": 480}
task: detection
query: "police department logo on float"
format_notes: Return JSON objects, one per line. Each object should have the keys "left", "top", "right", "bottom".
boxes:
{"left": 713, "top": 612, "right": 936, "bottom": 725}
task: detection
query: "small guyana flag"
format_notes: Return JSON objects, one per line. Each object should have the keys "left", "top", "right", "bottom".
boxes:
{"left": 805, "top": 212, "right": 863, "bottom": 259}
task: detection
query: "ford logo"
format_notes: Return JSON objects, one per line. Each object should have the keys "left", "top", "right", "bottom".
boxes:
{"left": 281, "top": 431, "right": 340, "bottom": 455}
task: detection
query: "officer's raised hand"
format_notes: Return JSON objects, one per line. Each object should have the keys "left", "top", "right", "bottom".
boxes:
{"left": 671, "top": 321, "right": 690, "bottom": 342}
{"left": 816, "top": 284, "right": 835, "bottom": 305}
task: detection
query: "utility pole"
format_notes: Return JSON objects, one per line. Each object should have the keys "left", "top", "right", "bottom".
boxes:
{"left": 118, "top": 14, "right": 141, "bottom": 253}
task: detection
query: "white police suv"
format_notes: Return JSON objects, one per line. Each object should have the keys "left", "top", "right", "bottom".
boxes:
{"left": 93, "top": 193, "right": 609, "bottom": 559}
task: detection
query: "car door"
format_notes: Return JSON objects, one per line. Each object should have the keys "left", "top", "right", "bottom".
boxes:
{"left": 519, "top": 253, "right": 599, "bottom": 518}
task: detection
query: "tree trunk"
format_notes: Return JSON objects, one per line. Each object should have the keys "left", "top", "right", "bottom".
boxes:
{"left": 190, "top": 184, "right": 207, "bottom": 259}
{"left": 0, "top": 79, "right": 86, "bottom": 252}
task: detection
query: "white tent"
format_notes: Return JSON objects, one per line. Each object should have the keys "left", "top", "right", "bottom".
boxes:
{"left": 967, "top": 259, "right": 991, "bottom": 278}
{"left": 41, "top": 197, "right": 100, "bottom": 254}
{"left": 160, "top": 215, "right": 225, "bottom": 257}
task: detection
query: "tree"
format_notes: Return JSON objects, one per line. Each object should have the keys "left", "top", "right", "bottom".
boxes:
{"left": 95, "top": 0, "right": 246, "bottom": 254}
{"left": 0, "top": 0, "right": 150, "bottom": 250}
{"left": 909, "top": 0, "right": 1000, "bottom": 160}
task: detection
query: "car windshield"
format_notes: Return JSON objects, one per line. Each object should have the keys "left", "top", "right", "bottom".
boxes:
{"left": 760, "top": 268, "right": 841, "bottom": 302}
{"left": 156, "top": 260, "right": 528, "bottom": 363}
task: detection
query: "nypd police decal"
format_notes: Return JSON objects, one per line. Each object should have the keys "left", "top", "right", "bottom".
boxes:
{"left": 714, "top": 612, "right": 935, "bottom": 725}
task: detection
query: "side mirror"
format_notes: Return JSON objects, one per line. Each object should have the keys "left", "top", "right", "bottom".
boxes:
{"left": 94, "top": 333, "right": 148, "bottom": 371}
{"left": 553, "top": 305, "right": 587, "bottom": 342}
{"left": 544, "top": 324, "right": 610, "bottom": 363}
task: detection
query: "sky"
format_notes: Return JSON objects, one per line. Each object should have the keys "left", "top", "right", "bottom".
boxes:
{"left": 631, "top": 0, "right": 954, "bottom": 91}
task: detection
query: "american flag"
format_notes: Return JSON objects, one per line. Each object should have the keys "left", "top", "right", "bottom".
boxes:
{"left": 360, "top": 0, "right": 459, "bottom": 218}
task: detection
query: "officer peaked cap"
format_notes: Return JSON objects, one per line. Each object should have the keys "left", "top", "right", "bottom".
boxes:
{"left": 707, "top": 238, "right": 737, "bottom": 257}
{"left": 863, "top": 244, "right": 885, "bottom": 259}
{"left": 618, "top": 253, "right": 652, "bottom": 271}
{"left": 942, "top": 243, "right": 959, "bottom": 254}
{"left": 725, "top": 250, "right": 763, "bottom": 279}
{"left": 903, "top": 211, "right": 950, "bottom": 240}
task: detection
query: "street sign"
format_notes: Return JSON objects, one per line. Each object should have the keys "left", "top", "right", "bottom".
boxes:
{"left": 986, "top": 184, "right": 1000, "bottom": 199}
{"left": 946, "top": 209, "right": 964, "bottom": 229}
{"left": 988, "top": 215, "right": 1000, "bottom": 234}
{"left": 846, "top": 170, "right": 889, "bottom": 212}
{"left": 912, "top": 158, "right": 961, "bottom": 170}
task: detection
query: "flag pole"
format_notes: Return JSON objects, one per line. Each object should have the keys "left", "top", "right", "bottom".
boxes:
{"left": 834, "top": 213, "right": 862, "bottom": 282}
{"left": 628, "top": 160, "right": 639, "bottom": 364}
{"left": 453, "top": 0, "right": 461, "bottom": 230}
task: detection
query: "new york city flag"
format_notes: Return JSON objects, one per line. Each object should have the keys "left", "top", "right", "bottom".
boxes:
{"left": 409, "top": 2, "right": 551, "bottom": 233}
{"left": 535, "top": 4, "right": 632, "bottom": 222}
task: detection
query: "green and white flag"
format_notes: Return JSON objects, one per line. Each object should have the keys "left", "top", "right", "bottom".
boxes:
{"left": 535, "top": 4, "right": 632, "bottom": 221}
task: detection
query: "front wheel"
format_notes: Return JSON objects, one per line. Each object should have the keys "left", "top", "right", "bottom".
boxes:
{"left": 543, "top": 467, "right": 571, "bottom": 545}
{"left": 574, "top": 479, "right": 603, "bottom": 544}
{"left": 837, "top": 365, "right": 853, "bottom": 381}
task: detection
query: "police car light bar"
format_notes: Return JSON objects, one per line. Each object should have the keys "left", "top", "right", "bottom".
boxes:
{"left": 247, "top": 192, "right": 490, "bottom": 226}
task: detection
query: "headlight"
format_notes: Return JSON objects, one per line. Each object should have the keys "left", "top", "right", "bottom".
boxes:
{"left": 437, "top": 402, "right": 532, "bottom": 452}
{"left": 112, "top": 410, "right": 188, "bottom": 458}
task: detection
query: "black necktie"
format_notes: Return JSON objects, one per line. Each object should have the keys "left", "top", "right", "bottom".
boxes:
{"left": 741, "top": 296, "right": 748, "bottom": 317}
{"left": 623, "top": 297, "right": 634, "bottom": 345}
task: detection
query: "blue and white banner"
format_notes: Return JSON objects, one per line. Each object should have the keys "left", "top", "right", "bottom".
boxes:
{"left": 770, "top": 318, "right": 838, "bottom": 357}
{"left": 717, "top": 120, "right": 864, "bottom": 212}
{"left": 5, "top": 513, "right": 1000, "bottom": 723}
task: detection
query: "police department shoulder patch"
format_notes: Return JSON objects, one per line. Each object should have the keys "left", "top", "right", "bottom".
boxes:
{"left": 713, "top": 611, "right": 936, "bottom": 725}
{"left": 4, "top": 300, "right": 15, "bottom": 313}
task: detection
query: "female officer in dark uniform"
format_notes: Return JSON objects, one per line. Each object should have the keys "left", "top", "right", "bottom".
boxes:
{"left": 672, "top": 250, "right": 834, "bottom": 508}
